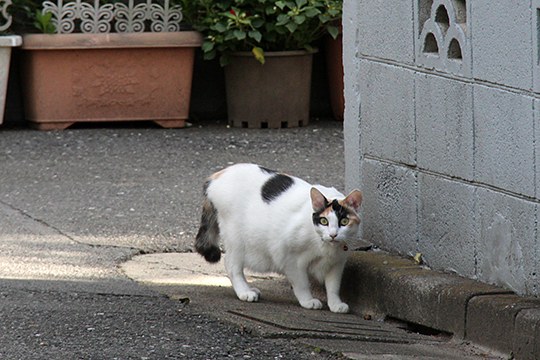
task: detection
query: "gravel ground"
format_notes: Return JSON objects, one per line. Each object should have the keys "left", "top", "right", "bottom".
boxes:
{"left": 0, "top": 118, "right": 344, "bottom": 253}
{"left": 0, "top": 284, "right": 342, "bottom": 359}
{"left": 0, "top": 119, "right": 345, "bottom": 359}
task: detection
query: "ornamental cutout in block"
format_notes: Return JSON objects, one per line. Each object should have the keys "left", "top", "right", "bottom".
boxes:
{"left": 416, "top": 0, "right": 470, "bottom": 77}
{"left": 0, "top": 0, "right": 12, "bottom": 32}
{"left": 41, "top": 0, "right": 183, "bottom": 34}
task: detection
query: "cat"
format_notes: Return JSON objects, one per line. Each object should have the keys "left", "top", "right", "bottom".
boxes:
{"left": 195, "top": 163, "right": 362, "bottom": 313}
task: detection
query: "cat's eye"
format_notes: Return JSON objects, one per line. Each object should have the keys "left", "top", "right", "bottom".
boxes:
{"left": 340, "top": 218, "right": 349, "bottom": 226}
{"left": 319, "top": 217, "right": 329, "bottom": 226}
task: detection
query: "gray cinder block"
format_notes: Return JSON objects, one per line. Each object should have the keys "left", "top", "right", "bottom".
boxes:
{"left": 416, "top": 73, "right": 473, "bottom": 180}
{"left": 473, "top": 85, "right": 535, "bottom": 198}
{"left": 417, "top": 173, "right": 477, "bottom": 277}
{"left": 476, "top": 188, "right": 537, "bottom": 296}
{"left": 357, "top": 0, "right": 415, "bottom": 64}
{"left": 359, "top": 60, "right": 416, "bottom": 166}
{"left": 360, "top": 159, "right": 418, "bottom": 256}
{"left": 471, "top": 0, "right": 533, "bottom": 90}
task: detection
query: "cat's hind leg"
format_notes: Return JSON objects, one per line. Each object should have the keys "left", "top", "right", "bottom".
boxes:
{"left": 224, "top": 251, "right": 260, "bottom": 302}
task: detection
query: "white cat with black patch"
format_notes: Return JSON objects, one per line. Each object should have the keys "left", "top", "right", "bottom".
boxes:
{"left": 195, "top": 163, "right": 362, "bottom": 313}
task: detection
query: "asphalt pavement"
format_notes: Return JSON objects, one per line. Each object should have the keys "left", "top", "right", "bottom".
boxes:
{"left": 0, "top": 119, "right": 504, "bottom": 359}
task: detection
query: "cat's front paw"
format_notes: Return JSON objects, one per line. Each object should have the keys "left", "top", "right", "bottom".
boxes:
{"left": 329, "top": 302, "right": 349, "bottom": 313}
{"left": 300, "top": 298, "right": 323, "bottom": 310}
{"left": 238, "top": 289, "right": 260, "bottom": 302}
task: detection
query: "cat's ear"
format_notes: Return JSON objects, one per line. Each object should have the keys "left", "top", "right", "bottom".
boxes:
{"left": 344, "top": 189, "right": 363, "bottom": 211}
{"left": 310, "top": 187, "right": 328, "bottom": 212}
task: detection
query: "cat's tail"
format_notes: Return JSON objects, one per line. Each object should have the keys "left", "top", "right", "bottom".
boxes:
{"left": 195, "top": 193, "right": 221, "bottom": 263}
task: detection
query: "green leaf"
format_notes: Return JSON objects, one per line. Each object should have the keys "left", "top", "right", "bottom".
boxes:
{"left": 327, "top": 25, "right": 339, "bottom": 39}
{"left": 252, "top": 46, "right": 265, "bottom": 64}
{"left": 201, "top": 40, "right": 215, "bottom": 52}
{"left": 203, "top": 49, "right": 217, "bottom": 60}
{"left": 219, "top": 54, "right": 230, "bottom": 67}
{"left": 293, "top": 15, "right": 306, "bottom": 24}
{"left": 213, "top": 22, "right": 227, "bottom": 33}
{"left": 304, "top": 44, "right": 315, "bottom": 52}
{"left": 248, "top": 30, "right": 262, "bottom": 42}
{"left": 285, "top": 1, "right": 296, "bottom": 8}
{"left": 328, "top": 9, "right": 340, "bottom": 17}
{"left": 276, "top": 14, "right": 289, "bottom": 25}
{"left": 233, "top": 29, "right": 246, "bottom": 40}
{"left": 304, "top": 7, "right": 321, "bottom": 18}
{"left": 285, "top": 22, "right": 297, "bottom": 33}
{"left": 296, "top": 0, "right": 307, "bottom": 7}
{"left": 265, "top": 6, "right": 276, "bottom": 15}
{"left": 34, "top": 10, "right": 56, "bottom": 33}
{"left": 275, "top": 1, "right": 286, "bottom": 9}
{"left": 251, "top": 18, "right": 265, "bottom": 28}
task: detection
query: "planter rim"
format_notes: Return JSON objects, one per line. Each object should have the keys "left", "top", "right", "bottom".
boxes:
{"left": 230, "top": 49, "right": 318, "bottom": 58}
{"left": 0, "top": 35, "right": 22, "bottom": 47}
{"left": 21, "top": 31, "right": 202, "bottom": 50}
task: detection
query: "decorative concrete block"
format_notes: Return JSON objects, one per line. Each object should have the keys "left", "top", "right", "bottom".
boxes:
{"left": 473, "top": 86, "right": 535, "bottom": 198}
{"left": 476, "top": 188, "right": 537, "bottom": 296}
{"left": 416, "top": 73, "right": 473, "bottom": 180}
{"left": 357, "top": 0, "right": 415, "bottom": 64}
{"left": 471, "top": 0, "right": 532, "bottom": 90}
{"left": 360, "top": 159, "right": 417, "bottom": 256}
{"left": 359, "top": 60, "right": 416, "bottom": 166}
{"left": 415, "top": 0, "right": 471, "bottom": 77}
{"left": 418, "top": 173, "right": 477, "bottom": 277}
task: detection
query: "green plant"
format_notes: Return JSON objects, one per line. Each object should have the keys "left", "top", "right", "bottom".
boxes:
{"left": 9, "top": 0, "right": 62, "bottom": 33}
{"left": 33, "top": 9, "right": 55, "bottom": 33}
{"left": 180, "top": 0, "right": 342, "bottom": 65}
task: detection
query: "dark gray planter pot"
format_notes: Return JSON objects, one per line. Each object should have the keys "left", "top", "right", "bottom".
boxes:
{"left": 224, "top": 50, "right": 314, "bottom": 129}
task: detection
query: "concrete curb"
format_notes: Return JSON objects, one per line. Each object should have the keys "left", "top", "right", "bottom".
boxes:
{"left": 122, "top": 252, "right": 505, "bottom": 359}
{"left": 343, "top": 251, "right": 540, "bottom": 359}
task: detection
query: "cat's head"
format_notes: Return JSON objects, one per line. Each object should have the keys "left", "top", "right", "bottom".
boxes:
{"left": 310, "top": 188, "right": 362, "bottom": 245}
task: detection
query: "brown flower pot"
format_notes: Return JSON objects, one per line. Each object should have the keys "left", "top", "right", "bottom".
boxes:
{"left": 20, "top": 32, "right": 202, "bottom": 130}
{"left": 224, "top": 50, "right": 314, "bottom": 129}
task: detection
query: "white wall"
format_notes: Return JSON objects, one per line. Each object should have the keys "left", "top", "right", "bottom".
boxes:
{"left": 344, "top": 0, "right": 539, "bottom": 297}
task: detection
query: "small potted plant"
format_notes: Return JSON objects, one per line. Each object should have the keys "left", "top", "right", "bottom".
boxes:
{"left": 181, "top": 0, "right": 342, "bottom": 128}
{"left": 10, "top": 0, "right": 202, "bottom": 130}
{"left": 0, "top": 0, "right": 22, "bottom": 126}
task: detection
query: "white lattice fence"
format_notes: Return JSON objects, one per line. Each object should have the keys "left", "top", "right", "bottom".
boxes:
{"left": 42, "top": 0, "right": 184, "bottom": 33}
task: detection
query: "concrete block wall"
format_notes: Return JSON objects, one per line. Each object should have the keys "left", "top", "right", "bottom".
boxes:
{"left": 344, "top": 0, "right": 539, "bottom": 297}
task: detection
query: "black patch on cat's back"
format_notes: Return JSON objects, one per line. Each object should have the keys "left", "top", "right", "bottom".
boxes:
{"left": 261, "top": 174, "right": 295, "bottom": 203}
{"left": 258, "top": 166, "right": 277, "bottom": 174}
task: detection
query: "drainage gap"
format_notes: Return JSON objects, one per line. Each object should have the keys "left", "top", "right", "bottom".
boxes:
{"left": 386, "top": 317, "right": 453, "bottom": 338}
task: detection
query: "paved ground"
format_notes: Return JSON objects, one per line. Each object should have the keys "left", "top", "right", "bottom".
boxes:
{"left": 0, "top": 119, "right": 504, "bottom": 358}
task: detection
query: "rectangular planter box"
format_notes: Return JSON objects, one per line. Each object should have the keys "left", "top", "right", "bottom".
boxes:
{"left": 0, "top": 35, "right": 22, "bottom": 125}
{"left": 20, "top": 32, "right": 201, "bottom": 130}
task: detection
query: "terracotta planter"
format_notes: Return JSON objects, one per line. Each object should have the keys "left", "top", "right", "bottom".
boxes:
{"left": 224, "top": 50, "right": 314, "bottom": 129}
{"left": 0, "top": 35, "right": 21, "bottom": 125}
{"left": 325, "top": 32, "right": 344, "bottom": 121}
{"left": 20, "top": 32, "right": 202, "bottom": 130}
